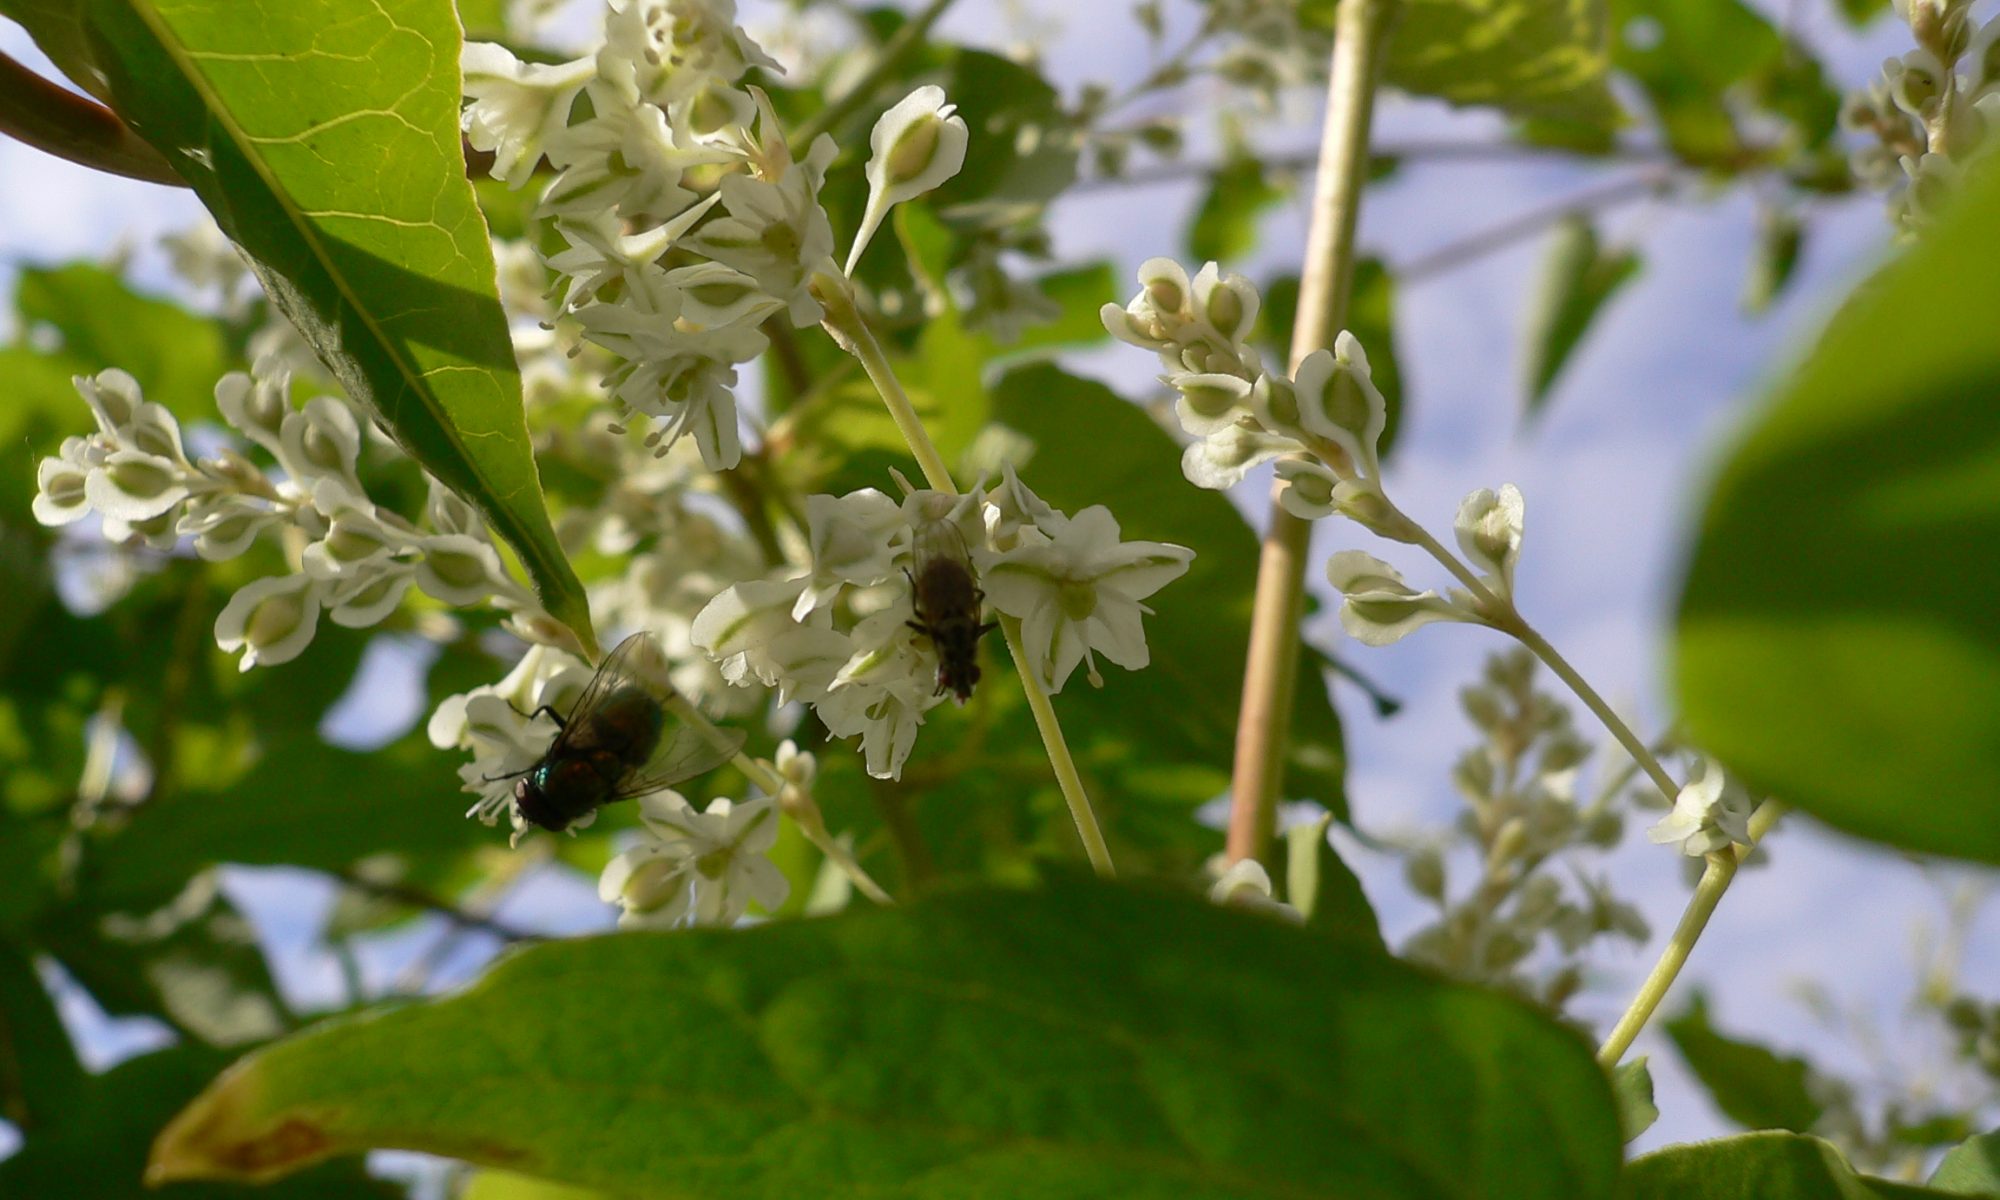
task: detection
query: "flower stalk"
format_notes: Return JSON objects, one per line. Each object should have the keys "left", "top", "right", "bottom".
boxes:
{"left": 1597, "top": 799, "right": 1788, "bottom": 1065}
{"left": 1228, "top": 0, "right": 1397, "bottom": 866}
{"left": 813, "top": 274, "right": 1116, "bottom": 877}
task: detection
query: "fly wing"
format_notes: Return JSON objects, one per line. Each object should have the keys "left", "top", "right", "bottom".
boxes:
{"left": 912, "top": 513, "right": 974, "bottom": 574}
{"left": 548, "top": 630, "right": 668, "bottom": 757}
{"left": 609, "top": 721, "right": 747, "bottom": 802}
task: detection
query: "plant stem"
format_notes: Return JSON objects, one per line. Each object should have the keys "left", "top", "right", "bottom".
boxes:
{"left": 813, "top": 277, "right": 1113, "bottom": 876}
{"left": 792, "top": 0, "right": 956, "bottom": 149}
{"left": 1597, "top": 800, "right": 1787, "bottom": 1065}
{"left": 1227, "top": 0, "right": 1394, "bottom": 866}
{"left": 0, "top": 51, "right": 184, "bottom": 186}
{"left": 1403, "top": 521, "right": 1683, "bottom": 805}
{"left": 1003, "top": 615, "right": 1116, "bottom": 877}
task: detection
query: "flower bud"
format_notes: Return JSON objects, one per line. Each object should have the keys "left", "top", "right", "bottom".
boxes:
{"left": 180, "top": 496, "right": 271, "bottom": 561}
{"left": 75, "top": 369, "right": 141, "bottom": 435}
{"left": 1453, "top": 484, "right": 1526, "bottom": 597}
{"left": 1171, "top": 372, "right": 1252, "bottom": 438}
{"left": 31, "top": 452, "right": 92, "bottom": 526}
{"left": 1294, "top": 332, "right": 1387, "bottom": 480}
{"left": 1190, "top": 262, "right": 1260, "bottom": 344}
{"left": 86, "top": 450, "right": 189, "bottom": 521}
{"left": 1888, "top": 48, "right": 1948, "bottom": 118}
{"left": 1326, "top": 550, "right": 1473, "bottom": 646}
{"left": 1274, "top": 458, "right": 1338, "bottom": 520}
{"left": 214, "top": 368, "right": 290, "bottom": 452}
{"left": 415, "top": 534, "right": 501, "bottom": 605}
{"left": 214, "top": 574, "right": 325, "bottom": 670}
{"left": 329, "top": 564, "right": 416, "bottom": 628}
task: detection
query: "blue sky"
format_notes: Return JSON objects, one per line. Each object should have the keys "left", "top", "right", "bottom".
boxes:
{"left": 4, "top": 0, "right": 1996, "bottom": 1170}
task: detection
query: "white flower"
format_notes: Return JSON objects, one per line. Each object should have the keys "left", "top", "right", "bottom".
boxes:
{"left": 1325, "top": 550, "right": 1476, "bottom": 646}
{"left": 461, "top": 44, "right": 596, "bottom": 189}
{"left": 1274, "top": 458, "right": 1340, "bottom": 520}
{"left": 599, "top": 791, "right": 788, "bottom": 927}
{"left": 1648, "top": 758, "right": 1756, "bottom": 857}
{"left": 691, "top": 577, "right": 851, "bottom": 698}
{"left": 848, "top": 85, "right": 969, "bottom": 273}
{"left": 818, "top": 604, "right": 939, "bottom": 779}
{"left": 1293, "top": 331, "right": 1386, "bottom": 480}
{"left": 1169, "top": 372, "right": 1254, "bottom": 440}
{"left": 983, "top": 505, "right": 1193, "bottom": 692}
{"left": 1207, "top": 857, "right": 1304, "bottom": 924}
{"left": 32, "top": 438, "right": 101, "bottom": 526}
{"left": 1454, "top": 484, "right": 1526, "bottom": 598}
{"left": 415, "top": 534, "right": 507, "bottom": 606}
{"left": 1180, "top": 423, "right": 1296, "bottom": 490}
{"left": 793, "top": 489, "right": 904, "bottom": 618}
{"left": 179, "top": 495, "right": 280, "bottom": 561}
{"left": 596, "top": 0, "right": 776, "bottom": 108}
{"left": 213, "top": 574, "right": 326, "bottom": 671}
{"left": 687, "top": 134, "right": 839, "bottom": 328}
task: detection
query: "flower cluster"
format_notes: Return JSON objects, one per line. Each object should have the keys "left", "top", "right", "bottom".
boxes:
{"left": 31, "top": 364, "right": 550, "bottom": 670}
{"left": 1393, "top": 650, "right": 1648, "bottom": 1010}
{"left": 463, "top": 2, "right": 970, "bottom": 472}
{"left": 1102, "top": 258, "right": 1390, "bottom": 512}
{"left": 428, "top": 644, "right": 593, "bottom": 836}
{"left": 692, "top": 470, "right": 1192, "bottom": 778}
{"left": 1843, "top": 0, "right": 2000, "bottom": 227}
{"left": 599, "top": 789, "right": 788, "bottom": 926}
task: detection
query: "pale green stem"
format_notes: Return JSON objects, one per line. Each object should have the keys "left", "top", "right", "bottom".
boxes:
{"left": 1001, "top": 615, "right": 1116, "bottom": 877}
{"left": 664, "top": 693, "right": 894, "bottom": 905}
{"left": 1402, "top": 519, "right": 1684, "bottom": 806}
{"left": 1597, "top": 799, "right": 1788, "bottom": 1065}
{"left": 813, "top": 275, "right": 1114, "bottom": 877}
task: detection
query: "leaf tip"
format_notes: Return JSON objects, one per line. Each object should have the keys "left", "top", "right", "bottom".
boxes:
{"left": 147, "top": 1063, "right": 334, "bottom": 1186}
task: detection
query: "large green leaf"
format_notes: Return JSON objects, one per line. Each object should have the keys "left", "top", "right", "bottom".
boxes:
{"left": 1674, "top": 153, "right": 2000, "bottom": 865}
{"left": 150, "top": 876, "right": 1621, "bottom": 1197}
{"left": 1381, "top": 0, "right": 1618, "bottom": 127}
{"left": 1664, "top": 992, "right": 1826, "bottom": 1134}
{"left": 79, "top": 0, "right": 594, "bottom": 653}
{"left": 1625, "top": 1132, "right": 1953, "bottom": 1199}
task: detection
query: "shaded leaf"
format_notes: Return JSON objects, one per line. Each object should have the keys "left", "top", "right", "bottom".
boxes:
{"left": 0, "top": 939, "right": 84, "bottom": 1131}
{"left": 1743, "top": 206, "right": 1806, "bottom": 315}
{"left": 1665, "top": 993, "right": 1825, "bottom": 1133}
{"left": 151, "top": 876, "right": 1622, "bottom": 1197}
{"left": 1626, "top": 1131, "right": 1954, "bottom": 1199}
{"left": 1187, "top": 156, "right": 1285, "bottom": 263}
{"left": 14, "top": 262, "right": 233, "bottom": 419}
{"left": 81, "top": 0, "right": 594, "bottom": 652}
{"left": 1278, "top": 810, "right": 1382, "bottom": 947}
{"left": 1522, "top": 216, "right": 1640, "bottom": 418}
{"left": 0, "top": 1042, "right": 399, "bottom": 1198}
{"left": 1612, "top": 1056, "right": 1659, "bottom": 1143}
{"left": 1384, "top": 0, "right": 1619, "bottom": 127}
{"left": 1673, "top": 146, "right": 2000, "bottom": 865}
{"left": 1931, "top": 1130, "right": 2000, "bottom": 1195}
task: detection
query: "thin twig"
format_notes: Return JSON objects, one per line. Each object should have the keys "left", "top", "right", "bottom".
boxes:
{"left": 1396, "top": 169, "right": 1676, "bottom": 283}
{"left": 329, "top": 868, "right": 540, "bottom": 943}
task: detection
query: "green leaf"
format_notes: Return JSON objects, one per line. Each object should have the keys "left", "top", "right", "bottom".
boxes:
{"left": 80, "top": 0, "right": 595, "bottom": 654}
{"left": 0, "top": 1042, "right": 400, "bottom": 1199}
{"left": 1674, "top": 151, "right": 2000, "bottom": 866}
{"left": 1931, "top": 1130, "right": 2000, "bottom": 1195}
{"left": 1742, "top": 206, "right": 1805, "bottom": 315}
{"left": 1521, "top": 216, "right": 1640, "bottom": 418}
{"left": 1611, "top": 1056, "right": 1659, "bottom": 1143}
{"left": 0, "top": 0, "right": 112, "bottom": 102}
{"left": 0, "top": 939, "right": 84, "bottom": 1131}
{"left": 461, "top": 1172, "right": 606, "bottom": 1200}
{"left": 990, "top": 364, "right": 1347, "bottom": 818}
{"left": 1187, "top": 156, "right": 1285, "bottom": 263}
{"left": 1382, "top": 0, "right": 1619, "bottom": 128}
{"left": 1625, "top": 1131, "right": 1956, "bottom": 1199}
{"left": 1664, "top": 992, "right": 1825, "bottom": 1133}
{"left": 15, "top": 262, "right": 233, "bottom": 420}
{"left": 1278, "top": 811, "right": 1382, "bottom": 947}
{"left": 150, "top": 876, "right": 1622, "bottom": 1197}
